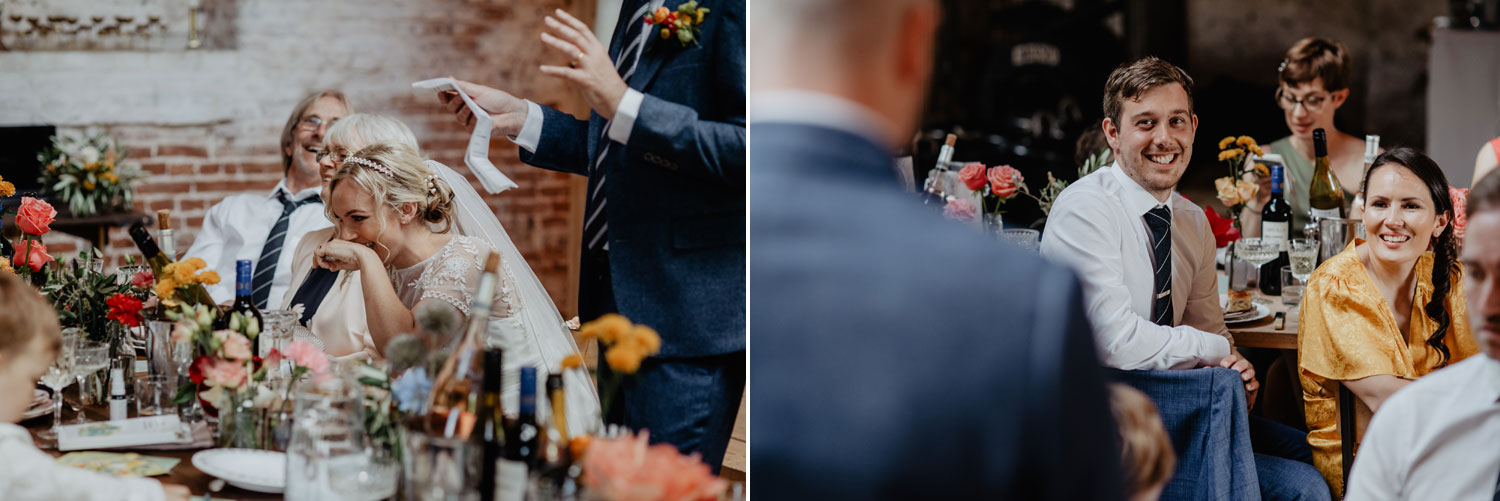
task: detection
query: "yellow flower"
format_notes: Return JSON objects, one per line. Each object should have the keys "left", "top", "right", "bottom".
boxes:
{"left": 652, "top": 6, "right": 670, "bottom": 23}
{"left": 83, "top": 180, "right": 96, "bottom": 191}
{"left": 605, "top": 344, "right": 645, "bottom": 374}
{"left": 155, "top": 277, "right": 178, "bottom": 301}
{"left": 1236, "top": 135, "right": 1257, "bottom": 148}
{"left": 1253, "top": 163, "right": 1270, "bottom": 178}
{"left": 627, "top": 325, "right": 661, "bottom": 355}
{"left": 184, "top": 257, "right": 207, "bottom": 271}
{"left": 0, "top": 179, "right": 14, "bottom": 197}
{"left": 580, "top": 313, "right": 631, "bottom": 344}
{"left": 85, "top": 162, "right": 99, "bottom": 172}
{"left": 696, "top": 7, "right": 707, "bottom": 23}
{"left": 197, "top": 270, "right": 220, "bottom": 286}
{"left": 101, "top": 172, "right": 119, "bottom": 184}
{"left": 660, "top": 27, "right": 670, "bottom": 39}
{"left": 1248, "top": 144, "right": 1264, "bottom": 157}
{"left": 169, "top": 262, "right": 195, "bottom": 283}
{"left": 561, "top": 354, "right": 583, "bottom": 371}
{"left": 1217, "top": 148, "right": 1244, "bottom": 162}
{"left": 1218, "top": 136, "right": 1236, "bottom": 150}
{"left": 0, "top": 256, "right": 12, "bottom": 274}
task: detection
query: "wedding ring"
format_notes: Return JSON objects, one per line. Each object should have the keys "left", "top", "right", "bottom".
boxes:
{"left": 570, "top": 52, "right": 582, "bottom": 68}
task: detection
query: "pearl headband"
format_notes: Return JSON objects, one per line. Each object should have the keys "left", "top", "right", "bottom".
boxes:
{"left": 346, "top": 156, "right": 396, "bottom": 178}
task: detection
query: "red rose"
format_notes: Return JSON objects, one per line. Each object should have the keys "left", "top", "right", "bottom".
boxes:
{"left": 987, "top": 165, "right": 1023, "bottom": 199}
{"left": 16, "top": 239, "right": 53, "bottom": 272}
{"left": 16, "top": 197, "right": 57, "bottom": 236}
{"left": 130, "top": 270, "right": 154, "bottom": 289}
{"left": 1449, "top": 185, "right": 1468, "bottom": 246}
{"left": 958, "top": 162, "right": 988, "bottom": 191}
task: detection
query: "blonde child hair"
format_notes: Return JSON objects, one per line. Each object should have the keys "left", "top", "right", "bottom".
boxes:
{"left": 1109, "top": 383, "right": 1176, "bottom": 501}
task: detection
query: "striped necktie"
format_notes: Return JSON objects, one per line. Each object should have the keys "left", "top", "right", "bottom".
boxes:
{"left": 583, "top": 0, "right": 659, "bottom": 252}
{"left": 1145, "top": 205, "right": 1173, "bottom": 326}
{"left": 252, "top": 190, "right": 320, "bottom": 309}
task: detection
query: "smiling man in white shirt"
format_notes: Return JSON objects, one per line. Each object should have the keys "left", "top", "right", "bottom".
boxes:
{"left": 184, "top": 90, "right": 350, "bottom": 308}
{"left": 1043, "top": 57, "right": 1329, "bottom": 501}
{"left": 1344, "top": 170, "right": 1500, "bottom": 500}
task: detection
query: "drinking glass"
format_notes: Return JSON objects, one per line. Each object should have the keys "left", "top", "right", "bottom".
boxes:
{"left": 1281, "top": 265, "right": 1305, "bottom": 306}
{"left": 1001, "top": 228, "right": 1041, "bottom": 252}
{"left": 71, "top": 341, "right": 111, "bottom": 423}
{"left": 260, "top": 310, "right": 298, "bottom": 359}
{"left": 1288, "top": 238, "right": 1320, "bottom": 282}
{"left": 1233, "top": 238, "right": 1280, "bottom": 290}
{"left": 285, "top": 375, "right": 368, "bottom": 499}
{"left": 135, "top": 375, "right": 173, "bottom": 416}
{"left": 36, "top": 329, "right": 78, "bottom": 442}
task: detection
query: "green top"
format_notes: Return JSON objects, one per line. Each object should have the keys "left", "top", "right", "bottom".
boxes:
{"left": 1268, "top": 136, "right": 1356, "bottom": 234}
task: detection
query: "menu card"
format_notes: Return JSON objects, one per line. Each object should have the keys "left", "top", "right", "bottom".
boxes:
{"left": 57, "top": 415, "right": 190, "bottom": 452}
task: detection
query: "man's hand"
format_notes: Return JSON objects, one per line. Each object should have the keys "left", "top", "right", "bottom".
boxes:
{"left": 537, "top": 9, "right": 632, "bottom": 121}
{"left": 1220, "top": 349, "right": 1260, "bottom": 409}
{"left": 437, "top": 80, "right": 529, "bottom": 137}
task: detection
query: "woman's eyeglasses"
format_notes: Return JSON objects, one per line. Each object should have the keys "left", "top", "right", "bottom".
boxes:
{"left": 1276, "top": 88, "right": 1331, "bottom": 113}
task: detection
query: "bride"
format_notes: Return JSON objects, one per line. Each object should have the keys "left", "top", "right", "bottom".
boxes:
{"left": 313, "top": 138, "right": 600, "bottom": 429}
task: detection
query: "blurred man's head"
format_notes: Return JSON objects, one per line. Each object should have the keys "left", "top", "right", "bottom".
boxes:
{"left": 751, "top": 0, "right": 939, "bottom": 148}
{"left": 1101, "top": 58, "right": 1198, "bottom": 201}
{"left": 1463, "top": 170, "right": 1500, "bottom": 360}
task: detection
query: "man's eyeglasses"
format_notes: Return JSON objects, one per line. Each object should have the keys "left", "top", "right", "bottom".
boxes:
{"left": 315, "top": 148, "right": 348, "bottom": 165}
{"left": 297, "top": 115, "right": 336, "bottom": 132}
{"left": 1276, "top": 88, "right": 1331, "bottom": 113}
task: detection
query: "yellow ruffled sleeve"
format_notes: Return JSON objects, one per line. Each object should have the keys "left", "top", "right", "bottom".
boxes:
{"left": 1297, "top": 256, "right": 1406, "bottom": 383}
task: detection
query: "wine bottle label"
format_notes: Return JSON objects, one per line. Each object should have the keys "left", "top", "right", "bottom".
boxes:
{"left": 1309, "top": 208, "right": 1341, "bottom": 222}
{"left": 1262, "top": 222, "right": 1289, "bottom": 251}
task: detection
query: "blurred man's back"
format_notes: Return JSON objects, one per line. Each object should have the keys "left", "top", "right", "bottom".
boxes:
{"left": 749, "top": 0, "right": 1123, "bottom": 498}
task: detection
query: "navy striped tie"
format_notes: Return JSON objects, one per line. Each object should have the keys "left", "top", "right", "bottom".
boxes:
{"left": 252, "top": 191, "right": 320, "bottom": 309}
{"left": 1145, "top": 205, "right": 1173, "bottom": 326}
{"left": 583, "top": 0, "right": 658, "bottom": 252}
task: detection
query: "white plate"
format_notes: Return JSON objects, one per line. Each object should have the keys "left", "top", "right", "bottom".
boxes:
{"left": 192, "top": 449, "right": 286, "bottom": 493}
{"left": 1225, "top": 303, "right": 1272, "bottom": 325}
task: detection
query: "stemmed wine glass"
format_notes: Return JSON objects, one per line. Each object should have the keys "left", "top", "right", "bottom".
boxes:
{"left": 1287, "top": 239, "right": 1320, "bottom": 283}
{"left": 71, "top": 341, "right": 110, "bottom": 424}
{"left": 1234, "top": 238, "right": 1281, "bottom": 293}
{"left": 37, "top": 329, "right": 78, "bottom": 442}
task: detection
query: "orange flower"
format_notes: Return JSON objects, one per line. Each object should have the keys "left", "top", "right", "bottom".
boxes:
{"left": 651, "top": 6, "right": 669, "bottom": 23}
{"left": 0, "top": 177, "right": 14, "bottom": 197}
{"left": 155, "top": 277, "right": 179, "bottom": 302}
{"left": 659, "top": 27, "right": 670, "bottom": 39}
{"left": 561, "top": 354, "right": 584, "bottom": 370}
{"left": 580, "top": 313, "right": 631, "bottom": 344}
{"left": 0, "top": 256, "right": 12, "bottom": 274}
{"left": 197, "top": 270, "right": 220, "bottom": 285}
{"left": 605, "top": 344, "right": 646, "bottom": 374}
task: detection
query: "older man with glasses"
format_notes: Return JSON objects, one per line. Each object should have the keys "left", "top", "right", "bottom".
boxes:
{"left": 183, "top": 89, "right": 352, "bottom": 308}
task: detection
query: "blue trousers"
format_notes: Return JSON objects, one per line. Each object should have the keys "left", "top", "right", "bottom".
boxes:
{"left": 1249, "top": 415, "right": 1329, "bottom": 501}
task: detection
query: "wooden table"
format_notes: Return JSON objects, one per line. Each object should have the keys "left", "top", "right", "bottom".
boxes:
{"left": 23, "top": 398, "right": 280, "bottom": 500}
{"left": 1228, "top": 295, "right": 1300, "bottom": 350}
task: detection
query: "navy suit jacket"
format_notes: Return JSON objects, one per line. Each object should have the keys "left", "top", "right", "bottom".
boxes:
{"left": 750, "top": 121, "right": 1123, "bottom": 500}
{"left": 519, "top": 0, "right": 745, "bottom": 358}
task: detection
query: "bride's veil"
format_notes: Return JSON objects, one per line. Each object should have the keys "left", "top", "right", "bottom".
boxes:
{"left": 428, "top": 159, "right": 603, "bottom": 431}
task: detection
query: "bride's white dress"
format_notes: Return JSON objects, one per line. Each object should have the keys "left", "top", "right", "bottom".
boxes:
{"left": 394, "top": 160, "right": 603, "bottom": 432}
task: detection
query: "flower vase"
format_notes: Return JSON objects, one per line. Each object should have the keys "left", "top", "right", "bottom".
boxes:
{"left": 217, "top": 392, "right": 263, "bottom": 449}
{"left": 982, "top": 212, "right": 1005, "bottom": 236}
{"left": 1226, "top": 239, "right": 1251, "bottom": 291}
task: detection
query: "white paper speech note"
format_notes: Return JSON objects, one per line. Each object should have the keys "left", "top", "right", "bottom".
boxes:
{"left": 412, "top": 77, "right": 519, "bottom": 194}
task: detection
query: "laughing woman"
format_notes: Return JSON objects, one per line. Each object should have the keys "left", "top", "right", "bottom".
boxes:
{"left": 314, "top": 141, "right": 601, "bottom": 430}
{"left": 1296, "top": 148, "right": 1479, "bottom": 494}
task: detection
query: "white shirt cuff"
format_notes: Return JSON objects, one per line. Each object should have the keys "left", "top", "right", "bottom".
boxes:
{"left": 607, "top": 88, "right": 645, "bottom": 145}
{"left": 512, "top": 100, "right": 545, "bottom": 153}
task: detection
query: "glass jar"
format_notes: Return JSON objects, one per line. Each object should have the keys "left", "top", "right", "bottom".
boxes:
{"left": 285, "top": 374, "right": 369, "bottom": 499}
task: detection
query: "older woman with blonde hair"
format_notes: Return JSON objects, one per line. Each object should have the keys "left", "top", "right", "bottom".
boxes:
{"left": 311, "top": 135, "right": 600, "bottom": 430}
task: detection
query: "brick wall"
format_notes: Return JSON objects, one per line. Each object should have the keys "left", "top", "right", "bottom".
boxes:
{"left": 1, "top": 0, "right": 601, "bottom": 316}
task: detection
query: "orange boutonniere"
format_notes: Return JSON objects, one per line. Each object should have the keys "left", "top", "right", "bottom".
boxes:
{"left": 644, "top": 0, "right": 709, "bottom": 47}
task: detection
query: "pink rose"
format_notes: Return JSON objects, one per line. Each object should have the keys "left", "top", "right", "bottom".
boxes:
{"left": 579, "top": 430, "right": 726, "bottom": 501}
{"left": 957, "top": 162, "right": 988, "bottom": 191}
{"left": 1450, "top": 185, "right": 1468, "bottom": 246}
{"left": 987, "top": 165, "right": 1023, "bottom": 199}
{"left": 16, "top": 197, "right": 57, "bottom": 236}
{"left": 943, "top": 198, "right": 978, "bottom": 223}
{"left": 196, "top": 357, "right": 248, "bottom": 389}
{"left": 15, "top": 239, "right": 52, "bottom": 272}
{"left": 283, "top": 339, "right": 330, "bottom": 375}
{"left": 215, "top": 330, "right": 253, "bottom": 361}
{"left": 130, "top": 270, "right": 154, "bottom": 289}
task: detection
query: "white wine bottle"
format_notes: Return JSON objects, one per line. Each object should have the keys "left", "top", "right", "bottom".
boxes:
{"left": 1308, "top": 128, "right": 1345, "bottom": 222}
{"left": 157, "top": 209, "right": 176, "bottom": 260}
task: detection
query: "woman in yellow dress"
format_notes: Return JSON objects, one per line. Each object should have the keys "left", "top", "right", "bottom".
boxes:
{"left": 1297, "top": 147, "right": 1479, "bottom": 494}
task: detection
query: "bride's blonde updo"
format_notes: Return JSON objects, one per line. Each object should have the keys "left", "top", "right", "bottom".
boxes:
{"left": 327, "top": 142, "right": 457, "bottom": 239}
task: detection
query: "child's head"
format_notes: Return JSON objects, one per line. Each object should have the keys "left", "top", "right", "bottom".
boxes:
{"left": 1109, "top": 383, "right": 1176, "bottom": 501}
{"left": 0, "top": 272, "right": 61, "bottom": 423}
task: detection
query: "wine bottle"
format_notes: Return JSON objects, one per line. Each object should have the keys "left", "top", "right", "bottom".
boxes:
{"left": 495, "top": 366, "right": 539, "bottom": 501}
{"left": 1352, "top": 134, "right": 1381, "bottom": 210}
{"left": 129, "top": 221, "right": 214, "bottom": 306}
{"left": 1308, "top": 128, "right": 1345, "bottom": 222}
{"left": 1259, "top": 164, "right": 1291, "bottom": 295}
{"left": 213, "top": 260, "right": 264, "bottom": 355}
{"left": 157, "top": 209, "right": 176, "bottom": 261}
{"left": 477, "top": 348, "right": 505, "bottom": 501}
{"left": 422, "top": 251, "right": 502, "bottom": 438}
{"left": 534, "top": 373, "right": 580, "bottom": 494}
{"left": 922, "top": 133, "right": 958, "bottom": 204}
